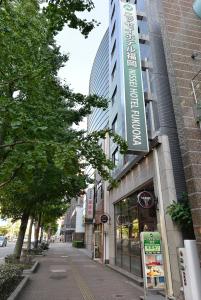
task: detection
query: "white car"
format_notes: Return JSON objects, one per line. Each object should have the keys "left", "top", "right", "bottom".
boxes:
{"left": 0, "top": 236, "right": 7, "bottom": 247}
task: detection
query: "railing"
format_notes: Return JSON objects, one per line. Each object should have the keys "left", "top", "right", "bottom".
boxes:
{"left": 191, "top": 69, "right": 201, "bottom": 121}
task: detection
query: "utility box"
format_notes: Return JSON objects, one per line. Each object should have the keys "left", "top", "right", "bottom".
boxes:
{"left": 179, "top": 240, "right": 201, "bottom": 300}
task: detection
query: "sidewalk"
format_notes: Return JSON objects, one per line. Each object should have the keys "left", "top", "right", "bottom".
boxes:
{"left": 18, "top": 242, "right": 144, "bottom": 300}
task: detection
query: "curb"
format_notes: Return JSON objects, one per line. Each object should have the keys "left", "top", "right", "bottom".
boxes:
{"left": 7, "top": 275, "right": 29, "bottom": 300}
{"left": 23, "top": 260, "right": 39, "bottom": 274}
{"left": 106, "top": 264, "right": 144, "bottom": 287}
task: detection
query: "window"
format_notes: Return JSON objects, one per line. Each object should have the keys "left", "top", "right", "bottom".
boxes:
{"left": 111, "top": 21, "right": 116, "bottom": 38}
{"left": 111, "top": 61, "right": 117, "bottom": 81}
{"left": 111, "top": 40, "right": 116, "bottom": 59}
{"left": 112, "top": 114, "right": 118, "bottom": 133}
{"left": 112, "top": 147, "right": 119, "bottom": 166}
{"left": 112, "top": 86, "right": 117, "bottom": 105}
{"left": 111, "top": 4, "right": 115, "bottom": 21}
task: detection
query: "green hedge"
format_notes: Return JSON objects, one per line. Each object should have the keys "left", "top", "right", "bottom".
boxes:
{"left": 72, "top": 240, "right": 84, "bottom": 248}
{"left": 0, "top": 264, "right": 23, "bottom": 300}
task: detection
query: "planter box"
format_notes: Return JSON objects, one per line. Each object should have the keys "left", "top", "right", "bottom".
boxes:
{"left": 23, "top": 261, "right": 39, "bottom": 274}
{"left": 7, "top": 276, "right": 29, "bottom": 300}
{"left": 72, "top": 240, "right": 84, "bottom": 248}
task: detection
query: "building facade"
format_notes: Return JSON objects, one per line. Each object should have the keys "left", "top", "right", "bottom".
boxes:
{"left": 87, "top": 0, "right": 201, "bottom": 298}
{"left": 85, "top": 30, "right": 109, "bottom": 259}
{"left": 159, "top": 0, "right": 201, "bottom": 259}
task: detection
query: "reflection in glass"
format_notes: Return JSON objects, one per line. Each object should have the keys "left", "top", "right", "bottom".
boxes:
{"left": 114, "top": 190, "right": 156, "bottom": 277}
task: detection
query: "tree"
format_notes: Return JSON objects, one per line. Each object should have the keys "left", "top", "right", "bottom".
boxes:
{"left": 0, "top": 0, "right": 127, "bottom": 258}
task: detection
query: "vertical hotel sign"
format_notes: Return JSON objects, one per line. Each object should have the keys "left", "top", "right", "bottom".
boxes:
{"left": 120, "top": 2, "right": 149, "bottom": 153}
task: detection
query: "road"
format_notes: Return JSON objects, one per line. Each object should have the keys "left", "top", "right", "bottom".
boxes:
{"left": 0, "top": 242, "right": 15, "bottom": 264}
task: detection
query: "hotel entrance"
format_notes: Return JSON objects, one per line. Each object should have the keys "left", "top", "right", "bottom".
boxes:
{"left": 114, "top": 189, "right": 157, "bottom": 277}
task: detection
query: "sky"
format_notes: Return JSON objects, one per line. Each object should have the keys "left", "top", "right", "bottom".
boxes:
{"left": 56, "top": 0, "right": 109, "bottom": 95}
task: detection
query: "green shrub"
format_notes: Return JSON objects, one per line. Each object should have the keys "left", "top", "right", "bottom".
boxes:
{"left": 166, "top": 200, "right": 192, "bottom": 229}
{"left": 0, "top": 264, "right": 23, "bottom": 300}
{"left": 39, "top": 241, "right": 49, "bottom": 250}
{"left": 72, "top": 240, "right": 84, "bottom": 248}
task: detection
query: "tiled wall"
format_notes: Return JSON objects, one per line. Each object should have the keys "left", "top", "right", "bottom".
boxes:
{"left": 159, "top": 0, "right": 201, "bottom": 257}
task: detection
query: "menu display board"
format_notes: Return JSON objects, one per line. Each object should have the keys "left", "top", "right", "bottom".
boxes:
{"left": 141, "top": 232, "right": 165, "bottom": 291}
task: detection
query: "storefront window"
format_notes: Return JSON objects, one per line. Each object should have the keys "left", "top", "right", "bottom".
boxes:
{"left": 114, "top": 190, "right": 157, "bottom": 277}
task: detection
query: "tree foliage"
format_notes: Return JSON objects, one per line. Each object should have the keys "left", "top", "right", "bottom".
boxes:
{"left": 0, "top": 0, "right": 127, "bottom": 257}
{"left": 0, "top": 0, "right": 127, "bottom": 194}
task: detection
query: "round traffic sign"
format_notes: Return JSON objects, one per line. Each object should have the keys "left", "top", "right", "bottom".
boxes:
{"left": 100, "top": 214, "right": 108, "bottom": 223}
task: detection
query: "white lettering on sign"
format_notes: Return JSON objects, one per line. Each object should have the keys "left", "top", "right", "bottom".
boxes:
{"left": 129, "top": 69, "right": 142, "bottom": 146}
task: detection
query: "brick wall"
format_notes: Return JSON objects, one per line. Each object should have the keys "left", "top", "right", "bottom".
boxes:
{"left": 159, "top": 0, "right": 201, "bottom": 257}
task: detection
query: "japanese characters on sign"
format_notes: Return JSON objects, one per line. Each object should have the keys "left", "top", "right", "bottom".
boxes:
{"left": 141, "top": 232, "right": 165, "bottom": 291}
{"left": 86, "top": 188, "right": 94, "bottom": 220}
{"left": 120, "top": 3, "right": 149, "bottom": 153}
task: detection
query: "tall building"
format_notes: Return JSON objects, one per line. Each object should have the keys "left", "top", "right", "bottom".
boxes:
{"left": 159, "top": 0, "right": 201, "bottom": 259}
{"left": 87, "top": 0, "right": 201, "bottom": 298}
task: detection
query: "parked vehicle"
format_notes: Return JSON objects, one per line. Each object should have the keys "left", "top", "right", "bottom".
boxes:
{"left": 0, "top": 236, "right": 7, "bottom": 247}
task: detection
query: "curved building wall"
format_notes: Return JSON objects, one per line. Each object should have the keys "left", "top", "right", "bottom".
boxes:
{"left": 88, "top": 29, "right": 109, "bottom": 133}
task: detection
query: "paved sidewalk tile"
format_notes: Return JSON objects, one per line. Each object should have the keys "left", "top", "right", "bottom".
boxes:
{"left": 18, "top": 243, "right": 145, "bottom": 300}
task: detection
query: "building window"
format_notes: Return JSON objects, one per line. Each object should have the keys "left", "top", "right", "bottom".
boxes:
{"left": 112, "top": 147, "right": 119, "bottom": 166}
{"left": 111, "top": 21, "right": 116, "bottom": 38}
{"left": 112, "top": 114, "right": 118, "bottom": 133}
{"left": 111, "top": 86, "right": 117, "bottom": 105}
{"left": 111, "top": 4, "right": 115, "bottom": 21}
{"left": 111, "top": 40, "right": 116, "bottom": 59}
{"left": 111, "top": 61, "right": 117, "bottom": 81}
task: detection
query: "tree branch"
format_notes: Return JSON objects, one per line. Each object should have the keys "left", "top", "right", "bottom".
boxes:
{"left": 0, "top": 140, "right": 32, "bottom": 149}
{"left": 0, "top": 164, "right": 23, "bottom": 189}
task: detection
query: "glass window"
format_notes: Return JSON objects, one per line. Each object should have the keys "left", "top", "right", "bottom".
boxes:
{"left": 114, "top": 189, "right": 157, "bottom": 277}
{"left": 112, "top": 114, "right": 118, "bottom": 133}
{"left": 111, "top": 40, "right": 116, "bottom": 59}
{"left": 111, "top": 21, "right": 116, "bottom": 38}
{"left": 111, "top": 61, "right": 117, "bottom": 81}
{"left": 115, "top": 202, "right": 122, "bottom": 267}
{"left": 111, "top": 4, "right": 115, "bottom": 21}
{"left": 112, "top": 147, "right": 119, "bottom": 166}
{"left": 138, "top": 19, "right": 148, "bottom": 35}
{"left": 111, "top": 86, "right": 117, "bottom": 105}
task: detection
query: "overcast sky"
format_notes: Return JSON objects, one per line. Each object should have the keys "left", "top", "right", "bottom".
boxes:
{"left": 56, "top": 0, "right": 109, "bottom": 95}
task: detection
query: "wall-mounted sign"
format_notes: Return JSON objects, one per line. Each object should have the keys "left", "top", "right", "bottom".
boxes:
{"left": 85, "top": 188, "right": 94, "bottom": 220}
{"left": 100, "top": 214, "right": 109, "bottom": 223}
{"left": 141, "top": 232, "right": 165, "bottom": 292}
{"left": 120, "top": 2, "right": 149, "bottom": 153}
{"left": 137, "top": 191, "right": 154, "bottom": 209}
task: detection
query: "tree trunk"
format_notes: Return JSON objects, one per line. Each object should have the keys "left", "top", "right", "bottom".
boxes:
{"left": 14, "top": 212, "right": 29, "bottom": 259}
{"left": 27, "top": 216, "right": 34, "bottom": 251}
{"left": 34, "top": 213, "right": 41, "bottom": 249}
{"left": 39, "top": 226, "right": 44, "bottom": 243}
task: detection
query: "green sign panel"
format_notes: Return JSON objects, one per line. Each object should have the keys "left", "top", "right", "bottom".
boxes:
{"left": 120, "top": 3, "right": 149, "bottom": 153}
{"left": 143, "top": 232, "right": 161, "bottom": 254}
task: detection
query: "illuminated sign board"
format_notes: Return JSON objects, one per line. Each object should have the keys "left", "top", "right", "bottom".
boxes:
{"left": 120, "top": 2, "right": 149, "bottom": 153}
{"left": 141, "top": 232, "right": 165, "bottom": 291}
{"left": 85, "top": 188, "right": 94, "bottom": 220}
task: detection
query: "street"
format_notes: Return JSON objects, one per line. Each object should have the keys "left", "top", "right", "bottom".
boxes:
{"left": 0, "top": 242, "right": 15, "bottom": 264}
